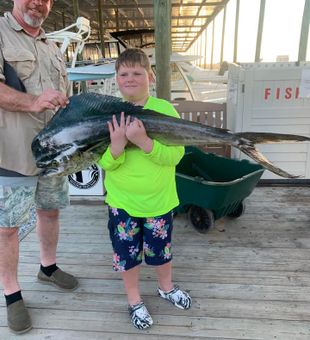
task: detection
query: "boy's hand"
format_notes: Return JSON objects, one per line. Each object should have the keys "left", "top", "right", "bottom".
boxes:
{"left": 108, "top": 112, "right": 130, "bottom": 159}
{"left": 126, "top": 118, "right": 153, "bottom": 153}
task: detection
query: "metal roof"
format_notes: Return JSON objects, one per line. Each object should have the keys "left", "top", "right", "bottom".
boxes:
{"left": 0, "top": 0, "right": 229, "bottom": 52}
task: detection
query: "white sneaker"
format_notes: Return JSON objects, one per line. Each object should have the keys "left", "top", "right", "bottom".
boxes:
{"left": 128, "top": 302, "right": 153, "bottom": 330}
{"left": 158, "top": 285, "right": 192, "bottom": 309}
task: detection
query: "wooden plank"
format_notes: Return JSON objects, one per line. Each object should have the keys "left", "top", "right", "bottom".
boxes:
{"left": 1, "top": 308, "right": 310, "bottom": 339}
{"left": 1, "top": 186, "right": 310, "bottom": 339}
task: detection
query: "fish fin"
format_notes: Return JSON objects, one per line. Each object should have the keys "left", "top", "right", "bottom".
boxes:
{"left": 235, "top": 132, "right": 310, "bottom": 144}
{"left": 236, "top": 144, "right": 301, "bottom": 179}
{"left": 40, "top": 167, "right": 63, "bottom": 177}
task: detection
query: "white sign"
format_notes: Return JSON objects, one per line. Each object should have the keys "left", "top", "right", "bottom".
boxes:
{"left": 299, "top": 68, "right": 310, "bottom": 98}
{"left": 68, "top": 164, "right": 105, "bottom": 196}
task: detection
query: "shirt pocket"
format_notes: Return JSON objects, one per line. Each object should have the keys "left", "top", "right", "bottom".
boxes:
{"left": 50, "top": 54, "right": 67, "bottom": 91}
{"left": 2, "top": 48, "right": 36, "bottom": 81}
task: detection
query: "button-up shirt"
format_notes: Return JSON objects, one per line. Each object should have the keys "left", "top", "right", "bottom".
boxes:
{"left": 0, "top": 12, "right": 69, "bottom": 175}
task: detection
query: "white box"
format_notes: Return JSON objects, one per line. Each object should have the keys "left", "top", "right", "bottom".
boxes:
{"left": 227, "top": 62, "right": 310, "bottom": 179}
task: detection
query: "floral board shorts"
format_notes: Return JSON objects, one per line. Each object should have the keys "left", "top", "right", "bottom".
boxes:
{"left": 0, "top": 175, "right": 69, "bottom": 228}
{"left": 108, "top": 207, "right": 174, "bottom": 272}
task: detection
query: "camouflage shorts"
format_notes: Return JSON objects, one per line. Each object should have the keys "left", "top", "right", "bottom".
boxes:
{"left": 0, "top": 175, "right": 69, "bottom": 228}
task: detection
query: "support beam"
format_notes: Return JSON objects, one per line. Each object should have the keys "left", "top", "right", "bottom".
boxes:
{"left": 62, "top": 12, "right": 69, "bottom": 62}
{"left": 72, "top": 0, "right": 79, "bottom": 19}
{"left": 97, "top": 0, "right": 105, "bottom": 58}
{"left": 185, "top": 0, "right": 230, "bottom": 52}
{"left": 220, "top": 5, "right": 226, "bottom": 64}
{"left": 115, "top": 8, "right": 119, "bottom": 32}
{"left": 204, "top": 30, "right": 208, "bottom": 68}
{"left": 103, "top": 25, "right": 204, "bottom": 29}
{"left": 154, "top": 0, "right": 171, "bottom": 101}
{"left": 298, "top": 0, "right": 310, "bottom": 62}
{"left": 210, "top": 20, "right": 215, "bottom": 69}
{"left": 133, "top": 0, "right": 150, "bottom": 27}
{"left": 109, "top": 0, "right": 135, "bottom": 28}
{"left": 255, "top": 0, "right": 265, "bottom": 62}
{"left": 94, "top": 2, "right": 225, "bottom": 9}
{"left": 233, "top": 0, "right": 240, "bottom": 63}
{"left": 98, "top": 15, "right": 210, "bottom": 21}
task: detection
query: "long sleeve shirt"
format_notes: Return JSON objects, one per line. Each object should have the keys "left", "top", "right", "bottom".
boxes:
{"left": 98, "top": 96, "right": 184, "bottom": 217}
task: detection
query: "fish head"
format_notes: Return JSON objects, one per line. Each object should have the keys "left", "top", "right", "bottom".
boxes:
{"left": 31, "top": 134, "right": 75, "bottom": 168}
{"left": 39, "top": 149, "right": 102, "bottom": 177}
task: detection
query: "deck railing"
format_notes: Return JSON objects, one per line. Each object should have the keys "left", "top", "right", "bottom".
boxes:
{"left": 172, "top": 100, "right": 230, "bottom": 157}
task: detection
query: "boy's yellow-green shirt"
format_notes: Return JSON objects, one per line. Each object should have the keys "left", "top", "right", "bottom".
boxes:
{"left": 98, "top": 96, "right": 184, "bottom": 217}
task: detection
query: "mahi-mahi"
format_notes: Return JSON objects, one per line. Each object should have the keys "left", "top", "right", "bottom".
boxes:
{"left": 31, "top": 93, "right": 310, "bottom": 178}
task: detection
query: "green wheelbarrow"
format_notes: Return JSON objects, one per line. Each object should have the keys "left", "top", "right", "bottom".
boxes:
{"left": 175, "top": 146, "right": 264, "bottom": 233}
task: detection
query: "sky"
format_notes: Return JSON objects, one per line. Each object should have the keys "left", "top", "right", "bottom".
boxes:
{"left": 242, "top": 0, "right": 305, "bottom": 62}
{"left": 190, "top": 0, "right": 308, "bottom": 64}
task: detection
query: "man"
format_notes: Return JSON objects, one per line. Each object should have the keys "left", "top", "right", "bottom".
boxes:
{"left": 0, "top": 0, "right": 78, "bottom": 334}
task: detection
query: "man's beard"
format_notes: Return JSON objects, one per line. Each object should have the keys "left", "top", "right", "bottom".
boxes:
{"left": 23, "top": 13, "right": 45, "bottom": 27}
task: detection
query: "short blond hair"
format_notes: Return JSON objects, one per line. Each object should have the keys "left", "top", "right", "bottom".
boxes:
{"left": 115, "top": 48, "right": 151, "bottom": 73}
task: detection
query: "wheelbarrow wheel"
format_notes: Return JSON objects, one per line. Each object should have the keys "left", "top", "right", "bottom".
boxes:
{"left": 227, "top": 202, "right": 245, "bottom": 218}
{"left": 188, "top": 206, "right": 214, "bottom": 233}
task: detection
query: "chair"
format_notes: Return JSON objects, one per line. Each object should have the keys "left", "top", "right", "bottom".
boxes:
{"left": 171, "top": 100, "right": 230, "bottom": 157}
{"left": 46, "top": 17, "right": 91, "bottom": 68}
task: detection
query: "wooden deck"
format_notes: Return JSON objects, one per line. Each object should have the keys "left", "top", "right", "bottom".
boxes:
{"left": 1, "top": 186, "right": 310, "bottom": 339}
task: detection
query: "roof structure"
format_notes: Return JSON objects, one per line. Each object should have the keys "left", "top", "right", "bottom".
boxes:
{"left": 0, "top": 0, "right": 229, "bottom": 52}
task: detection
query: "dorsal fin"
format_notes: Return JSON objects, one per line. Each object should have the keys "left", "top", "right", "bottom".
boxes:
{"left": 48, "top": 93, "right": 146, "bottom": 125}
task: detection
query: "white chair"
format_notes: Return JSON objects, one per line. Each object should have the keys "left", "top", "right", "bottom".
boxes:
{"left": 46, "top": 17, "right": 91, "bottom": 68}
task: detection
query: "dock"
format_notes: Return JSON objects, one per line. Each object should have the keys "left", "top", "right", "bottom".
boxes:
{"left": 0, "top": 185, "right": 310, "bottom": 339}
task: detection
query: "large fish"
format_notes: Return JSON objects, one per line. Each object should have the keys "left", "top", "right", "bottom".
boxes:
{"left": 32, "top": 93, "right": 310, "bottom": 178}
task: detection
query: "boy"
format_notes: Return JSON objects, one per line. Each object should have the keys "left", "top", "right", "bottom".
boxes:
{"left": 98, "top": 48, "right": 191, "bottom": 330}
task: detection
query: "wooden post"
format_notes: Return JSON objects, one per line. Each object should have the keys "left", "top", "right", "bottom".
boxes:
{"left": 210, "top": 21, "right": 215, "bottom": 69}
{"left": 115, "top": 8, "right": 119, "bottom": 32}
{"left": 97, "top": 0, "right": 105, "bottom": 58}
{"left": 220, "top": 5, "right": 226, "bottom": 64}
{"left": 204, "top": 30, "right": 207, "bottom": 68}
{"left": 255, "top": 0, "right": 265, "bottom": 62}
{"left": 233, "top": 0, "right": 240, "bottom": 63}
{"left": 153, "top": 0, "right": 171, "bottom": 101}
{"left": 72, "top": 0, "right": 79, "bottom": 20}
{"left": 62, "top": 12, "right": 69, "bottom": 62}
{"left": 72, "top": 0, "right": 83, "bottom": 63}
{"left": 298, "top": 0, "right": 310, "bottom": 62}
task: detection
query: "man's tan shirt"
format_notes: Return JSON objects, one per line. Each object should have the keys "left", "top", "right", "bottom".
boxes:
{"left": 0, "top": 12, "right": 69, "bottom": 176}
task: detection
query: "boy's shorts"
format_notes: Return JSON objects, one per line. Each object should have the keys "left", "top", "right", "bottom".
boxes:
{"left": 0, "top": 175, "right": 69, "bottom": 228}
{"left": 108, "top": 207, "right": 174, "bottom": 272}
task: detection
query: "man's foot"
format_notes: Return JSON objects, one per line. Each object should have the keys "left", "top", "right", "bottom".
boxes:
{"left": 128, "top": 302, "right": 153, "bottom": 330}
{"left": 37, "top": 268, "right": 79, "bottom": 291}
{"left": 7, "top": 300, "right": 32, "bottom": 334}
{"left": 158, "top": 285, "right": 192, "bottom": 309}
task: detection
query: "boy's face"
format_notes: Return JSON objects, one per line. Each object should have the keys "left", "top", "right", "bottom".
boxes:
{"left": 116, "top": 63, "right": 153, "bottom": 103}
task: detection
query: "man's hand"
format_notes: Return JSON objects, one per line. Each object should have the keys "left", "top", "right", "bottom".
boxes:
{"left": 126, "top": 118, "right": 153, "bottom": 153}
{"left": 108, "top": 112, "right": 131, "bottom": 159}
{"left": 0, "top": 83, "right": 69, "bottom": 114}
{"left": 31, "top": 89, "right": 69, "bottom": 113}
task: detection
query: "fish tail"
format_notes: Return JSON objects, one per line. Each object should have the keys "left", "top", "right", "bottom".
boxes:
{"left": 231, "top": 131, "right": 309, "bottom": 177}
{"left": 234, "top": 143, "right": 300, "bottom": 178}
